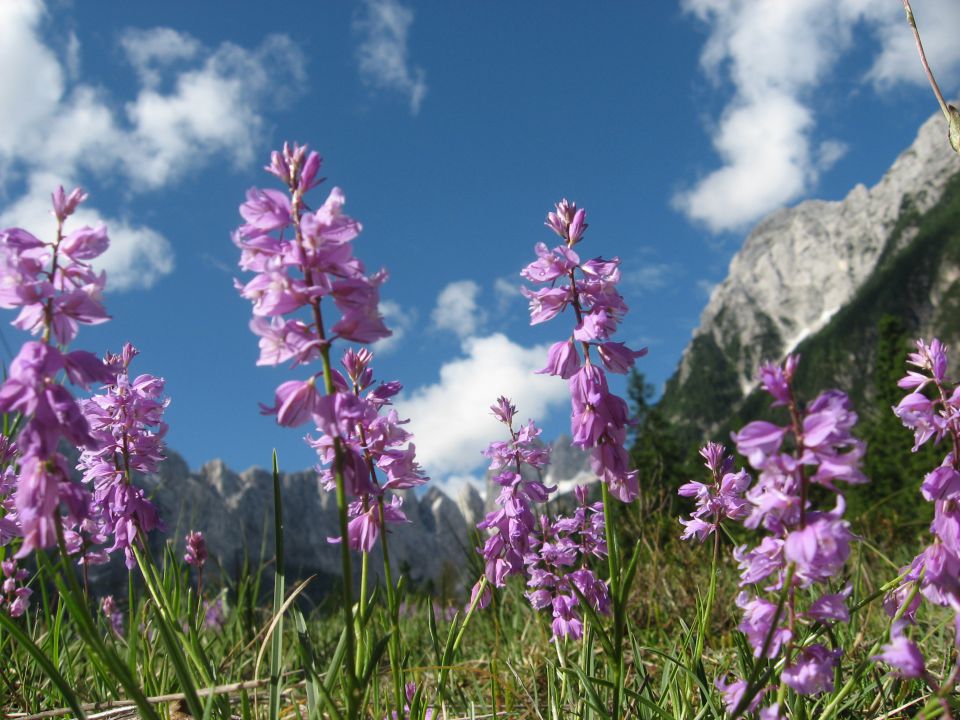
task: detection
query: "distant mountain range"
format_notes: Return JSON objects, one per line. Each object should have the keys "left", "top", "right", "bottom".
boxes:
{"left": 660, "top": 108, "right": 960, "bottom": 439}
{"left": 127, "top": 435, "right": 593, "bottom": 590}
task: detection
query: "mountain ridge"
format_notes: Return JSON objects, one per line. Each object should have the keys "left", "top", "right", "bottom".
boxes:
{"left": 661, "top": 109, "right": 960, "bottom": 437}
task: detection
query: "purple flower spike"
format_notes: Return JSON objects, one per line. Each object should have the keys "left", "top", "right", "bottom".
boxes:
{"left": 184, "top": 531, "right": 207, "bottom": 570}
{"left": 874, "top": 337, "right": 960, "bottom": 683}
{"left": 1, "top": 558, "right": 32, "bottom": 618}
{"left": 203, "top": 595, "right": 227, "bottom": 631}
{"left": 237, "top": 146, "right": 417, "bottom": 556}
{"left": 474, "top": 399, "right": 608, "bottom": 641}
{"left": 726, "top": 354, "right": 866, "bottom": 698}
{"left": 521, "top": 200, "right": 644, "bottom": 503}
{"left": 0, "top": 189, "right": 117, "bottom": 559}
{"left": 77, "top": 344, "right": 167, "bottom": 569}
{"left": 678, "top": 442, "right": 749, "bottom": 543}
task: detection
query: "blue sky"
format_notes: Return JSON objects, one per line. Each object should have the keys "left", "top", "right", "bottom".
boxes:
{"left": 1, "top": 0, "right": 958, "bottom": 491}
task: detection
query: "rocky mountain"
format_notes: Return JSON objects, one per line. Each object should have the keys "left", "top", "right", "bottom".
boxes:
{"left": 120, "top": 433, "right": 592, "bottom": 592}
{"left": 661, "top": 109, "right": 960, "bottom": 436}
{"left": 124, "top": 450, "right": 483, "bottom": 594}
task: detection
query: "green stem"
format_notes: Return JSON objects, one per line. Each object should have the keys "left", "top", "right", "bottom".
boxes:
{"left": 693, "top": 518, "right": 720, "bottom": 666}
{"left": 600, "top": 482, "right": 623, "bottom": 720}
{"left": 436, "top": 576, "right": 487, "bottom": 702}
{"left": 269, "top": 451, "right": 286, "bottom": 720}
{"left": 291, "top": 166, "right": 357, "bottom": 717}
{"left": 378, "top": 496, "right": 406, "bottom": 715}
{"left": 315, "top": 333, "right": 358, "bottom": 718}
{"left": 356, "top": 550, "right": 369, "bottom": 678}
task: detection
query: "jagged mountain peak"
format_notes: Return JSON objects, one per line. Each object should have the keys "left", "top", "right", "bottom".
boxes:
{"left": 663, "top": 109, "right": 960, "bottom": 433}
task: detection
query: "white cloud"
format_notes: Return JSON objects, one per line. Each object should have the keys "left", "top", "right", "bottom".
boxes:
{"left": 431, "top": 280, "right": 487, "bottom": 339}
{"left": 0, "top": 0, "right": 64, "bottom": 161}
{"left": 372, "top": 299, "right": 413, "bottom": 354}
{"left": 439, "top": 473, "right": 486, "bottom": 501}
{"left": 354, "top": 0, "right": 427, "bottom": 114}
{"left": 696, "top": 278, "right": 718, "bottom": 298}
{"left": 676, "top": 0, "right": 959, "bottom": 233}
{"left": 0, "top": 0, "right": 304, "bottom": 289}
{"left": 395, "top": 333, "right": 569, "bottom": 476}
{"left": 623, "top": 263, "right": 674, "bottom": 292}
{"left": 120, "top": 28, "right": 201, "bottom": 88}
{"left": 65, "top": 32, "right": 81, "bottom": 81}
{"left": 863, "top": 0, "right": 960, "bottom": 88}
{"left": 494, "top": 276, "right": 521, "bottom": 313}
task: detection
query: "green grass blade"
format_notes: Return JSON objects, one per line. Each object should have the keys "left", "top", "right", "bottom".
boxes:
{"left": 0, "top": 611, "right": 87, "bottom": 719}
{"left": 270, "top": 449, "right": 286, "bottom": 720}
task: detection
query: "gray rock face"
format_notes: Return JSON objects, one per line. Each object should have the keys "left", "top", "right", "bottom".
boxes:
{"left": 135, "top": 434, "right": 594, "bottom": 592}
{"left": 674, "top": 110, "right": 960, "bottom": 404}
{"left": 141, "top": 451, "right": 479, "bottom": 591}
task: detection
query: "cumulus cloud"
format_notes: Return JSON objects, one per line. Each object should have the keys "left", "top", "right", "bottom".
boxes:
{"left": 623, "top": 262, "right": 675, "bottom": 292}
{"left": 372, "top": 299, "right": 414, "bottom": 354}
{"left": 431, "top": 280, "right": 487, "bottom": 338}
{"left": 395, "top": 333, "right": 569, "bottom": 477}
{"left": 354, "top": 0, "right": 427, "bottom": 114}
{"left": 676, "top": 0, "right": 959, "bottom": 234}
{"left": 493, "top": 276, "right": 522, "bottom": 314}
{"left": 120, "top": 27, "right": 201, "bottom": 88}
{"left": 0, "top": 0, "right": 304, "bottom": 289}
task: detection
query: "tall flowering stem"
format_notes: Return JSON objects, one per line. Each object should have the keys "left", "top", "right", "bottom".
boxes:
{"left": 235, "top": 143, "right": 400, "bottom": 718}
{"left": 521, "top": 201, "right": 646, "bottom": 719}
{"left": 316, "top": 347, "right": 427, "bottom": 709}
{"left": 725, "top": 355, "right": 866, "bottom": 718}
{"left": 868, "top": 338, "right": 960, "bottom": 713}
{"left": 678, "top": 442, "right": 750, "bottom": 669}
{"left": 0, "top": 186, "right": 113, "bottom": 562}
{"left": 76, "top": 343, "right": 167, "bottom": 570}
{"left": 474, "top": 397, "right": 609, "bottom": 641}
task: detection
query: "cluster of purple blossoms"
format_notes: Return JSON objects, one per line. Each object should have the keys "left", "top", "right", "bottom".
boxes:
{"left": 1, "top": 558, "right": 31, "bottom": 617}
{"left": 236, "top": 146, "right": 422, "bottom": 552}
{"left": 76, "top": 344, "right": 167, "bottom": 569}
{"left": 521, "top": 200, "right": 646, "bottom": 503}
{"left": 475, "top": 397, "right": 555, "bottom": 588}
{"left": 0, "top": 436, "right": 21, "bottom": 546}
{"left": 234, "top": 142, "right": 389, "bottom": 381}
{"left": 313, "top": 348, "right": 427, "bottom": 551}
{"left": 474, "top": 398, "right": 609, "bottom": 640}
{"left": 0, "top": 187, "right": 114, "bottom": 558}
{"left": 184, "top": 531, "right": 207, "bottom": 570}
{"left": 678, "top": 442, "right": 751, "bottom": 542}
{"left": 720, "top": 355, "right": 866, "bottom": 711}
{"left": 875, "top": 338, "right": 960, "bottom": 680}
{"left": 524, "top": 485, "right": 609, "bottom": 640}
